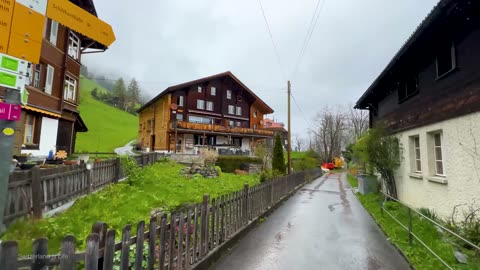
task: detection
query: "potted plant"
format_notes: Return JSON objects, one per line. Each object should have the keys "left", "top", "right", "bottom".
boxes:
{"left": 13, "top": 153, "right": 30, "bottom": 163}
{"left": 19, "top": 161, "right": 36, "bottom": 170}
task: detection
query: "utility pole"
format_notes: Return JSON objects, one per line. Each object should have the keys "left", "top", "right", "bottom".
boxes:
{"left": 287, "top": 81, "right": 292, "bottom": 174}
{"left": 0, "top": 88, "right": 21, "bottom": 233}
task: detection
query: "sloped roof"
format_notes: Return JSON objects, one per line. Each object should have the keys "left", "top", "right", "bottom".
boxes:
{"left": 263, "top": 118, "right": 285, "bottom": 129}
{"left": 138, "top": 71, "right": 274, "bottom": 114}
{"left": 354, "top": 0, "right": 453, "bottom": 109}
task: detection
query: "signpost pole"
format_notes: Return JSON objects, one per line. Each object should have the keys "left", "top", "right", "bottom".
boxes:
{"left": 0, "top": 88, "right": 21, "bottom": 233}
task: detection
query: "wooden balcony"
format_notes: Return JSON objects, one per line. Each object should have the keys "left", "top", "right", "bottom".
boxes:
{"left": 174, "top": 121, "right": 274, "bottom": 137}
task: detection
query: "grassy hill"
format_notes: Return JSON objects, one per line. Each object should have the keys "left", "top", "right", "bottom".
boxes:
{"left": 76, "top": 76, "right": 138, "bottom": 152}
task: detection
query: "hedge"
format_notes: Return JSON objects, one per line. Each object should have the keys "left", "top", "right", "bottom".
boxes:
{"left": 216, "top": 156, "right": 262, "bottom": 173}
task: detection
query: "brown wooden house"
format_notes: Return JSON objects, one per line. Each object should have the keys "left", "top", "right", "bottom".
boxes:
{"left": 137, "top": 72, "right": 275, "bottom": 154}
{"left": 0, "top": 0, "right": 107, "bottom": 156}
{"left": 355, "top": 0, "right": 480, "bottom": 218}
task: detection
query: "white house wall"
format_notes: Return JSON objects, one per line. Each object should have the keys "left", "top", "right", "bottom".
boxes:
{"left": 394, "top": 111, "right": 480, "bottom": 219}
{"left": 22, "top": 117, "right": 59, "bottom": 156}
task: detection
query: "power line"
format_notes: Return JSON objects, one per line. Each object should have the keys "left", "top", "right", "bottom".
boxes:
{"left": 257, "top": 0, "right": 287, "bottom": 80}
{"left": 291, "top": 0, "right": 327, "bottom": 79}
{"left": 290, "top": 92, "right": 313, "bottom": 128}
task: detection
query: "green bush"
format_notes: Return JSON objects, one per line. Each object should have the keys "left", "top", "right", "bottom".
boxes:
{"left": 272, "top": 133, "right": 286, "bottom": 174}
{"left": 259, "top": 170, "right": 274, "bottom": 182}
{"left": 216, "top": 156, "right": 262, "bottom": 173}
{"left": 292, "top": 157, "right": 318, "bottom": 171}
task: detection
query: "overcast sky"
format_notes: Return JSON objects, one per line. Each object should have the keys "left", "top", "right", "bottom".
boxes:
{"left": 83, "top": 0, "right": 439, "bottom": 141}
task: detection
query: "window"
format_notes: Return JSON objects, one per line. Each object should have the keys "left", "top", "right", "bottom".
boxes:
{"left": 398, "top": 77, "right": 418, "bottom": 102}
{"left": 410, "top": 136, "right": 421, "bottom": 172}
{"left": 254, "top": 111, "right": 258, "bottom": 118}
{"left": 45, "top": 65, "right": 54, "bottom": 95}
{"left": 178, "top": 96, "right": 184, "bottom": 106}
{"left": 176, "top": 114, "right": 183, "bottom": 121}
{"left": 197, "top": 86, "right": 202, "bottom": 93}
{"left": 194, "top": 135, "right": 216, "bottom": 145}
{"left": 211, "top": 87, "right": 216, "bottom": 96}
{"left": 49, "top": 20, "right": 58, "bottom": 45}
{"left": 228, "top": 105, "right": 234, "bottom": 114}
{"left": 33, "top": 64, "right": 41, "bottom": 88}
{"left": 227, "top": 90, "right": 232, "bottom": 99}
{"left": 197, "top": 99, "right": 205, "bottom": 110}
{"left": 236, "top": 121, "right": 241, "bottom": 127}
{"left": 436, "top": 43, "right": 456, "bottom": 78}
{"left": 253, "top": 124, "right": 257, "bottom": 129}
{"left": 64, "top": 75, "right": 77, "bottom": 101}
{"left": 228, "top": 120, "right": 234, "bottom": 127}
{"left": 236, "top": 106, "right": 242, "bottom": 116}
{"left": 433, "top": 133, "right": 444, "bottom": 176}
{"left": 23, "top": 114, "right": 41, "bottom": 145}
{"left": 206, "top": 101, "right": 213, "bottom": 111}
{"left": 68, "top": 32, "right": 80, "bottom": 60}
{"left": 188, "top": 115, "right": 211, "bottom": 124}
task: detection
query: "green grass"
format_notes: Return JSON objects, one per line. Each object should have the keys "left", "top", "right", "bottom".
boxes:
{"left": 291, "top": 151, "right": 307, "bottom": 159}
{"left": 76, "top": 76, "right": 138, "bottom": 152}
{"left": 355, "top": 187, "right": 480, "bottom": 269}
{"left": 346, "top": 173, "right": 358, "bottom": 188}
{"left": 1, "top": 161, "right": 260, "bottom": 254}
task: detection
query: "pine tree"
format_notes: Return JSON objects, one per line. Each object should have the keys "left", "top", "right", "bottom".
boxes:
{"left": 272, "top": 132, "right": 286, "bottom": 174}
{"left": 126, "top": 78, "right": 141, "bottom": 112}
{"left": 112, "top": 77, "right": 126, "bottom": 109}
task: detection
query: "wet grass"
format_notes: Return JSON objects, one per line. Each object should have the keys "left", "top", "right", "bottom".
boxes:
{"left": 346, "top": 173, "right": 358, "bottom": 188}
{"left": 1, "top": 161, "right": 260, "bottom": 255}
{"left": 356, "top": 189, "right": 480, "bottom": 269}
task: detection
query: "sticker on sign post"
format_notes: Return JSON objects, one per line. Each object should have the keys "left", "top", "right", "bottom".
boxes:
{"left": 20, "top": 87, "right": 29, "bottom": 105}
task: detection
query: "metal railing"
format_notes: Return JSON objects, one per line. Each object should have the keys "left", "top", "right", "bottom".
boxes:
{"left": 380, "top": 191, "right": 480, "bottom": 270}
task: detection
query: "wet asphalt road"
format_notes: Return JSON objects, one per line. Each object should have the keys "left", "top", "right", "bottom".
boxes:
{"left": 209, "top": 173, "right": 411, "bottom": 270}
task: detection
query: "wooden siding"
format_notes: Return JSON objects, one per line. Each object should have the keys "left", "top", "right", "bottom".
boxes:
{"left": 138, "top": 94, "right": 171, "bottom": 150}
{"left": 175, "top": 121, "right": 274, "bottom": 136}
{"left": 250, "top": 101, "right": 265, "bottom": 129}
{"left": 372, "top": 27, "right": 480, "bottom": 131}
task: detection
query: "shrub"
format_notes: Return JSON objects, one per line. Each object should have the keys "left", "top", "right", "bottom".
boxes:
{"left": 272, "top": 133, "right": 286, "bottom": 174}
{"left": 259, "top": 170, "right": 274, "bottom": 182}
{"left": 292, "top": 157, "right": 318, "bottom": 171}
{"left": 216, "top": 156, "right": 262, "bottom": 173}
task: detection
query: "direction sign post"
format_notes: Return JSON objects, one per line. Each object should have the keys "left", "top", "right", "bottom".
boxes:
{"left": 0, "top": 88, "right": 21, "bottom": 233}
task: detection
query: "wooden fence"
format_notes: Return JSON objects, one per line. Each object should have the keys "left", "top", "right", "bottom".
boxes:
{"left": 4, "top": 153, "right": 160, "bottom": 225}
{"left": 0, "top": 169, "right": 323, "bottom": 270}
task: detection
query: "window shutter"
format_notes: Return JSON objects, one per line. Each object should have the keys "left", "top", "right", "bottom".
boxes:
{"left": 45, "top": 65, "right": 54, "bottom": 95}
{"left": 49, "top": 20, "right": 58, "bottom": 45}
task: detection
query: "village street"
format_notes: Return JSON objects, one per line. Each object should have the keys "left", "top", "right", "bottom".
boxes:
{"left": 210, "top": 173, "right": 411, "bottom": 270}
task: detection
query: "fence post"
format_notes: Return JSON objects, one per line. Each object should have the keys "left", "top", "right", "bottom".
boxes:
{"left": 86, "top": 165, "right": 93, "bottom": 194}
{"left": 0, "top": 241, "right": 18, "bottom": 269}
{"left": 200, "top": 194, "right": 209, "bottom": 257}
{"left": 31, "top": 167, "right": 43, "bottom": 219}
{"left": 408, "top": 208, "right": 413, "bottom": 246}
{"left": 243, "top": 183, "right": 249, "bottom": 223}
{"left": 114, "top": 158, "right": 121, "bottom": 183}
{"left": 31, "top": 238, "right": 48, "bottom": 270}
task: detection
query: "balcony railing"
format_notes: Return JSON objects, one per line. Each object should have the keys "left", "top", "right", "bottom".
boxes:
{"left": 174, "top": 121, "right": 274, "bottom": 136}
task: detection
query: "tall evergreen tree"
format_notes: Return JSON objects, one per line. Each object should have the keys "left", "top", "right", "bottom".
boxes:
{"left": 272, "top": 133, "right": 286, "bottom": 174}
{"left": 112, "top": 77, "right": 126, "bottom": 109}
{"left": 127, "top": 78, "right": 141, "bottom": 111}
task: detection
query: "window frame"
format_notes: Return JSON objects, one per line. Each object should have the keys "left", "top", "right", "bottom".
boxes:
{"left": 433, "top": 133, "right": 445, "bottom": 176}
{"left": 64, "top": 75, "right": 77, "bottom": 102}
{"left": 23, "top": 114, "right": 41, "bottom": 147}
{"left": 236, "top": 106, "right": 242, "bottom": 116}
{"left": 178, "top": 96, "right": 184, "bottom": 107}
{"left": 197, "top": 99, "right": 205, "bottom": 110}
{"left": 197, "top": 86, "right": 202, "bottom": 93}
{"left": 68, "top": 32, "right": 80, "bottom": 60}
{"left": 206, "top": 101, "right": 214, "bottom": 111}
{"left": 226, "top": 90, "right": 232, "bottom": 99}
{"left": 211, "top": 87, "right": 216, "bottom": 96}
{"left": 410, "top": 136, "right": 422, "bottom": 173}
{"left": 436, "top": 43, "right": 456, "bottom": 79}
{"left": 228, "top": 105, "right": 234, "bottom": 114}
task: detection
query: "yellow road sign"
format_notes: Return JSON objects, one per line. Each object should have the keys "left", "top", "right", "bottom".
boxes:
{"left": 46, "top": 0, "right": 115, "bottom": 47}
{"left": 0, "top": 28, "right": 9, "bottom": 54}
{"left": 10, "top": 3, "right": 45, "bottom": 43}
{"left": 7, "top": 33, "right": 41, "bottom": 64}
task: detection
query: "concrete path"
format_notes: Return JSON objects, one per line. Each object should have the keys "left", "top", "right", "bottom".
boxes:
{"left": 210, "top": 173, "right": 411, "bottom": 270}
{"left": 114, "top": 140, "right": 136, "bottom": 156}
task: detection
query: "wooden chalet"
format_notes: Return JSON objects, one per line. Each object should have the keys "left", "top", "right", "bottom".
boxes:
{"left": 137, "top": 72, "right": 275, "bottom": 154}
